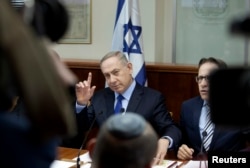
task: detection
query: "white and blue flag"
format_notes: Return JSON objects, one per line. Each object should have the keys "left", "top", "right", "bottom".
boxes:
{"left": 111, "top": 0, "right": 147, "bottom": 86}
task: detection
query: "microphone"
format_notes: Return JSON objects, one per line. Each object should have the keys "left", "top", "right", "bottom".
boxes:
{"left": 200, "top": 131, "right": 207, "bottom": 155}
{"left": 120, "top": 108, "right": 125, "bottom": 115}
{"left": 76, "top": 111, "right": 103, "bottom": 168}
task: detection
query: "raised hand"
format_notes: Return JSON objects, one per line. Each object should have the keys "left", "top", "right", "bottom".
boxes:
{"left": 75, "top": 72, "right": 96, "bottom": 105}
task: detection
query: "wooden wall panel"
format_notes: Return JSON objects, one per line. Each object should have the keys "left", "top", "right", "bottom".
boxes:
{"left": 146, "top": 63, "right": 199, "bottom": 122}
{"left": 64, "top": 59, "right": 199, "bottom": 123}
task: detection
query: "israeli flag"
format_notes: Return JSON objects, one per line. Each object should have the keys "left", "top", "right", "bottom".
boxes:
{"left": 111, "top": 0, "right": 147, "bottom": 86}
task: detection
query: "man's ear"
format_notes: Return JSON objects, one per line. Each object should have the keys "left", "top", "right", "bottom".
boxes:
{"left": 86, "top": 138, "right": 97, "bottom": 158}
{"left": 127, "top": 62, "right": 133, "bottom": 74}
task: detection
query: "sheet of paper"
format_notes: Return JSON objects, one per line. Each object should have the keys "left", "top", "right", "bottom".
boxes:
{"left": 153, "top": 160, "right": 182, "bottom": 168}
{"left": 73, "top": 151, "right": 92, "bottom": 162}
{"left": 50, "top": 160, "right": 75, "bottom": 168}
{"left": 50, "top": 152, "right": 92, "bottom": 168}
{"left": 182, "top": 160, "right": 208, "bottom": 168}
{"left": 72, "top": 152, "right": 92, "bottom": 168}
{"left": 152, "top": 160, "right": 207, "bottom": 168}
{"left": 51, "top": 155, "right": 207, "bottom": 168}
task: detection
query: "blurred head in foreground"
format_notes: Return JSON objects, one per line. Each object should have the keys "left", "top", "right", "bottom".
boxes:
{"left": 11, "top": 0, "right": 69, "bottom": 42}
{"left": 0, "top": 1, "right": 76, "bottom": 167}
{"left": 88, "top": 112, "right": 158, "bottom": 168}
{"left": 0, "top": 0, "right": 77, "bottom": 138}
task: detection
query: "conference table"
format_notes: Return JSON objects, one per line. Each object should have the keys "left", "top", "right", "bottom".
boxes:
{"left": 57, "top": 146, "right": 178, "bottom": 160}
{"left": 56, "top": 147, "right": 205, "bottom": 168}
{"left": 52, "top": 147, "right": 90, "bottom": 168}
{"left": 57, "top": 147, "right": 87, "bottom": 160}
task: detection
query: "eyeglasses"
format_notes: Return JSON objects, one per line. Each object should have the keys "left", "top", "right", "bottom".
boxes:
{"left": 195, "top": 75, "right": 210, "bottom": 83}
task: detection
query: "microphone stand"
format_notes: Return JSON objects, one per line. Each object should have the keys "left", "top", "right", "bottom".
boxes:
{"left": 76, "top": 111, "right": 102, "bottom": 168}
{"left": 197, "top": 131, "right": 207, "bottom": 159}
{"left": 197, "top": 131, "right": 208, "bottom": 168}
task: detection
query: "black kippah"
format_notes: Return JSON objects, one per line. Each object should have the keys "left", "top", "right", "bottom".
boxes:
{"left": 106, "top": 112, "right": 146, "bottom": 139}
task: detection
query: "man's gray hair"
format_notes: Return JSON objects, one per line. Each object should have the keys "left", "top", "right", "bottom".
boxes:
{"left": 100, "top": 51, "right": 128, "bottom": 67}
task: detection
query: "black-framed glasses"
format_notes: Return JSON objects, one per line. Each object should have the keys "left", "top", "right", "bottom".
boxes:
{"left": 195, "top": 75, "right": 210, "bottom": 83}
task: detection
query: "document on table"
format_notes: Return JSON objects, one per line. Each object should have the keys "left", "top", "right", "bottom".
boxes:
{"left": 73, "top": 151, "right": 92, "bottom": 163}
{"left": 183, "top": 160, "right": 208, "bottom": 168}
{"left": 153, "top": 160, "right": 208, "bottom": 168}
{"left": 50, "top": 160, "right": 75, "bottom": 168}
{"left": 73, "top": 152, "right": 92, "bottom": 168}
{"left": 153, "top": 160, "right": 180, "bottom": 168}
{"left": 50, "top": 154, "right": 207, "bottom": 168}
{"left": 50, "top": 152, "right": 92, "bottom": 168}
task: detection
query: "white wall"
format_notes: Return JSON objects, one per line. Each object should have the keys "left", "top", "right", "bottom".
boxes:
{"left": 53, "top": 0, "right": 173, "bottom": 62}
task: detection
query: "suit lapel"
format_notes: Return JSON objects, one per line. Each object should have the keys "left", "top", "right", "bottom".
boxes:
{"left": 192, "top": 97, "right": 204, "bottom": 145}
{"left": 126, "top": 83, "right": 143, "bottom": 112}
{"left": 104, "top": 88, "right": 116, "bottom": 118}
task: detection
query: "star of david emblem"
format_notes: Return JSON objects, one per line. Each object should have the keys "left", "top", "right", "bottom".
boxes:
{"left": 123, "top": 18, "right": 142, "bottom": 55}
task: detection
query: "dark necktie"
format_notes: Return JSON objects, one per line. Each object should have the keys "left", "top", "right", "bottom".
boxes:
{"left": 203, "top": 104, "right": 214, "bottom": 151}
{"left": 114, "top": 94, "right": 124, "bottom": 114}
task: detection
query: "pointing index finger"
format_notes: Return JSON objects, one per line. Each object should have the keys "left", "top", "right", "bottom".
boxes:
{"left": 87, "top": 72, "right": 92, "bottom": 85}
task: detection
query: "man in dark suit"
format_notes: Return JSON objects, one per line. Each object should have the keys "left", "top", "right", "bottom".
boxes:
{"left": 74, "top": 51, "right": 181, "bottom": 165}
{"left": 177, "top": 57, "right": 246, "bottom": 160}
